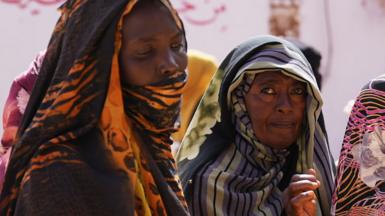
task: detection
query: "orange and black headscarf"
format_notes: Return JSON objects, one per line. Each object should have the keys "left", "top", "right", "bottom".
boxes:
{"left": 0, "top": 0, "right": 189, "bottom": 215}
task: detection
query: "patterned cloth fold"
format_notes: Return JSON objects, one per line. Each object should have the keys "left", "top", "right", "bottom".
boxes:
{"left": 332, "top": 74, "right": 385, "bottom": 215}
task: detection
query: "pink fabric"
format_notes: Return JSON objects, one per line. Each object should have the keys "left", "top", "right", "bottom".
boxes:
{"left": 0, "top": 50, "right": 44, "bottom": 193}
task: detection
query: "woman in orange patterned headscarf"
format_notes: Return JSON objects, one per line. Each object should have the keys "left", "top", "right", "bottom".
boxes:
{"left": 0, "top": 0, "right": 189, "bottom": 215}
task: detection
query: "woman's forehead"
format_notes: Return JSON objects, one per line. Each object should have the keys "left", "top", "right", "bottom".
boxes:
{"left": 122, "top": 2, "right": 180, "bottom": 40}
{"left": 127, "top": 0, "right": 182, "bottom": 29}
{"left": 253, "top": 71, "right": 305, "bottom": 85}
{"left": 125, "top": 1, "right": 172, "bottom": 22}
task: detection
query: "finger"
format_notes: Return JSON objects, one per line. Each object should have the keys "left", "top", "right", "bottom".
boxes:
{"left": 287, "top": 180, "right": 320, "bottom": 196}
{"left": 305, "top": 168, "right": 316, "bottom": 176}
{"left": 290, "top": 173, "right": 319, "bottom": 185}
{"left": 305, "top": 168, "right": 321, "bottom": 186}
{"left": 291, "top": 191, "right": 317, "bottom": 208}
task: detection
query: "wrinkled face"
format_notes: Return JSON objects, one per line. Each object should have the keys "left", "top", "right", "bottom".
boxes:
{"left": 120, "top": 2, "right": 187, "bottom": 86}
{"left": 245, "top": 71, "right": 306, "bottom": 149}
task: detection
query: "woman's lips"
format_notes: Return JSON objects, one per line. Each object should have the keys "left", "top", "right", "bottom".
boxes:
{"left": 270, "top": 121, "right": 296, "bottom": 128}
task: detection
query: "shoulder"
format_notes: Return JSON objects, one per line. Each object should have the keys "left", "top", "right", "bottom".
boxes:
{"left": 14, "top": 50, "right": 46, "bottom": 93}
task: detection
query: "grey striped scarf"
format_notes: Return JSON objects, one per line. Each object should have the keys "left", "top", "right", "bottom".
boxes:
{"left": 177, "top": 37, "right": 335, "bottom": 216}
{"left": 192, "top": 70, "right": 290, "bottom": 215}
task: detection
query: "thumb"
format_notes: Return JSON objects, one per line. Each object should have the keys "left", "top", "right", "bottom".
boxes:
{"left": 305, "top": 168, "right": 316, "bottom": 176}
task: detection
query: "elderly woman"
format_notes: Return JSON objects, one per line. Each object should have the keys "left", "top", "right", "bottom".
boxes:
{"left": 332, "top": 75, "right": 385, "bottom": 215}
{"left": 0, "top": 0, "right": 189, "bottom": 215}
{"left": 176, "top": 35, "right": 335, "bottom": 215}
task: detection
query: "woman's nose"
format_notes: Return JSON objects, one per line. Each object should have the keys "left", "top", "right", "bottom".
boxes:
{"left": 276, "top": 93, "right": 293, "bottom": 113}
{"left": 159, "top": 50, "right": 178, "bottom": 75}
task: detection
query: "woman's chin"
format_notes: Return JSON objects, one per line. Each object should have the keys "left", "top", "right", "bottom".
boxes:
{"left": 263, "top": 137, "right": 296, "bottom": 149}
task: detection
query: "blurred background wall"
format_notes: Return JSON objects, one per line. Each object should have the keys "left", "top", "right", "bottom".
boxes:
{"left": 1, "top": 0, "right": 385, "bottom": 160}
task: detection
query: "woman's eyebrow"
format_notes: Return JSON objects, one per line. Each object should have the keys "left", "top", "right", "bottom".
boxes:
{"left": 127, "top": 31, "right": 183, "bottom": 44}
{"left": 128, "top": 37, "right": 156, "bottom": 44}
{"left": 293, "top": 81, "right": 306, "bottom": 87}
{"left": 171, "top": 31, "right": 184, "bottom": 40}
{"left": 255, "top": 78, "right": 280, "bottom": 85}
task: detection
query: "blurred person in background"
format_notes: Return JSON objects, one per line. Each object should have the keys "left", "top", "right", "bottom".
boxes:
{"left": 285, "top": 37, "right": 323, "bottom": 90}
{"left": 0, "top": 50, "right": 44, "bottom": 194}
{"left": 172, "top": 50, "right": 218, "bottom": 153}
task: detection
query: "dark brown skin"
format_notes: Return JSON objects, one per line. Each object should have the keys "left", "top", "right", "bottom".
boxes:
{"left": 283, "top": 169, "right": 320, "bottom": 216}
{"left": 245, "top": 72, "right": 320, "bottom": 215}
{"left": 245, "top": 71, "right": 306, "bottom": 149}
{"left": 119, "top": 1, "right": 187, "bottom": 86}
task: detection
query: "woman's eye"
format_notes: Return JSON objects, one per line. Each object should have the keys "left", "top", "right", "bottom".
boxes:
{"left": 171, "top": 42, "right": 184, "bottom": 51}
{"left": 261, "top": 87, "right": 275, "bottom": 95}
{"left": 292, "top": 87, "right": 306, "bottom": 95}
{"left": 135, "top": 47, "right": 152, "bottom": 57}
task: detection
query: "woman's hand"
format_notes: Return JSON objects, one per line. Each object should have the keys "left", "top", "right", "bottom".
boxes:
{"left": 283, "top": 168, "right": 320, "bottom": 216}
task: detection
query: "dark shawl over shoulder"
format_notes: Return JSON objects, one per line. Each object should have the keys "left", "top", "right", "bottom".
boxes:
{"left": 0, "top": 0, "right": 189, "bottom": 215}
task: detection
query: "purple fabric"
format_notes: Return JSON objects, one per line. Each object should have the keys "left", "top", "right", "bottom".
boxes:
{"left": 0, "top": 50, "right": 44, "bottom": 193}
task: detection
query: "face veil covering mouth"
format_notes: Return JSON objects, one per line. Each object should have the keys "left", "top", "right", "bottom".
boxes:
{"left": 87, "top": 1, "right": 190, "bottom": 215}
{"left": 122, "top": 71, "right": 186, "bottom": 136}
